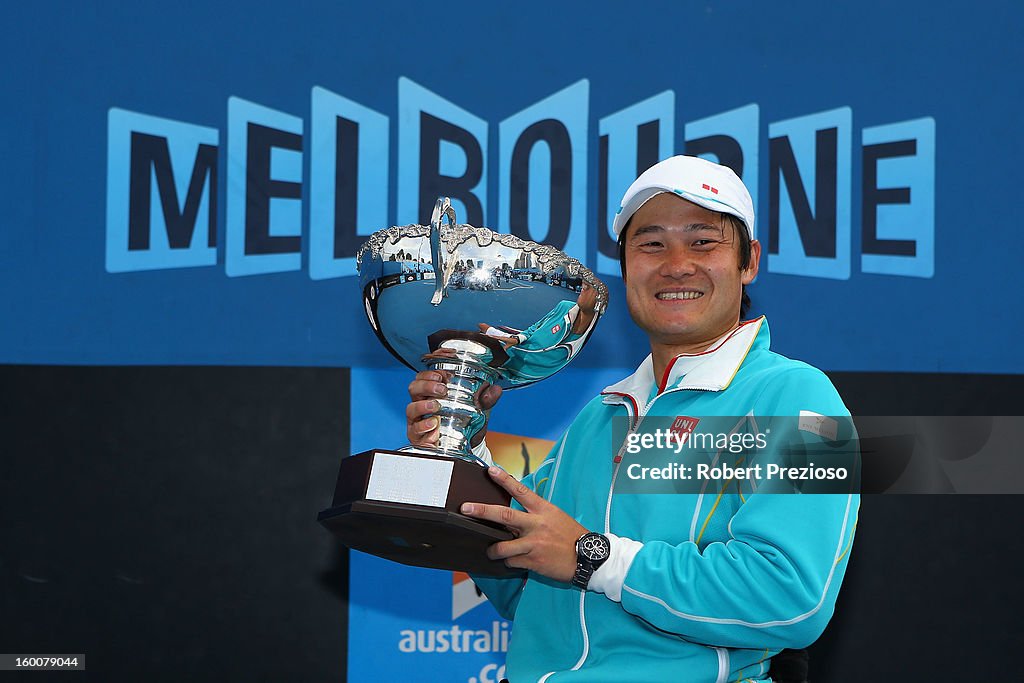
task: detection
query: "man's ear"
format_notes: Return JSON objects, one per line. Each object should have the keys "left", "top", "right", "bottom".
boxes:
{"left": 742, "top": 239, "right": 762, "bottom": 285}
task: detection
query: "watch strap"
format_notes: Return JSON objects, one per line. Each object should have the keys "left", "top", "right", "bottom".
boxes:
{"left": 571, "top": 562, "right": 594, "bottom": 589}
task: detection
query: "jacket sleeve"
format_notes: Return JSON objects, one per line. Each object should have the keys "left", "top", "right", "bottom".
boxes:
{"left": 601, "top": 367, "right": 860, "bottom": 649}
{"left": 468, "top": 437, "right": 565, "bottom": 620}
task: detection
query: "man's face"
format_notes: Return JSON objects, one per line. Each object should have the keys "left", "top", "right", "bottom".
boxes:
{"left": 622, "top": 193, "right": 761, "bottom": 350}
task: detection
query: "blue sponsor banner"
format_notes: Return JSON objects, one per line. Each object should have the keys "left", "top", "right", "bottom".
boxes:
{"left": 347, "top": 551, "right": 511, "bottom": 683}
{"left": 2, "top": 0, "right": 1023, "bottom": 373}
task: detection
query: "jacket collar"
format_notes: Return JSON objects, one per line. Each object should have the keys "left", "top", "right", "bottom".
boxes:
{"left": 601, "top": 317, "right": 768, "bottom": 410}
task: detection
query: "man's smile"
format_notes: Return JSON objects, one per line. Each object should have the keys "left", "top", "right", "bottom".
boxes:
{"left": 655, "top": 290, "right": 704, "bottom": 301}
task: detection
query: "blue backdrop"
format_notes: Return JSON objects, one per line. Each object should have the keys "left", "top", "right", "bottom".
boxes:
{"left": 3, "top": 0, "right": 1021, "bottom": 374}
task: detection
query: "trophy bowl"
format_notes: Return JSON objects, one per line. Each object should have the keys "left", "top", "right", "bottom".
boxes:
{"left": 319, "top": 197, "right": 608, "bottom": 575}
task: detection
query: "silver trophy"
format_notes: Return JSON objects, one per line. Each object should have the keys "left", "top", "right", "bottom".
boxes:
{"left": 319, "top": 197, "right": 607, "bottom": 575}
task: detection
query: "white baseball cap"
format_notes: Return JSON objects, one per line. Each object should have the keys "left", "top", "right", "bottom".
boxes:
{"left": 611, "top": 155, "right": 755, "bottom": 241}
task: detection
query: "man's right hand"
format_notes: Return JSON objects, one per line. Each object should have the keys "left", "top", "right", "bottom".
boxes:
{"left": 406, "top": 370, "right": 503, "bottom": 447}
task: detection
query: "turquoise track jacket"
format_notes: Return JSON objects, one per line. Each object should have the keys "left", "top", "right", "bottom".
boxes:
{"left": 473, "top": 317, "right": 860, "bottom": 683}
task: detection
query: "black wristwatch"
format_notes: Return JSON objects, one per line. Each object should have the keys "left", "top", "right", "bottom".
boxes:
{"left": 571, "top": 532, "right": 611, "bottom": 589}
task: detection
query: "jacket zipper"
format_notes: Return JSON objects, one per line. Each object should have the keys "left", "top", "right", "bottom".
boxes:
{"left": 605, "top": 392, "right": 656, "bottom": 530}
{"left": 563, "top": 385, "right": 715, "bottom": 681}
{"left": 600, "top": 387, "right": 728, "bottom": 683}
{"left": 604, "top": 386, "right": 715, "bottom": 532}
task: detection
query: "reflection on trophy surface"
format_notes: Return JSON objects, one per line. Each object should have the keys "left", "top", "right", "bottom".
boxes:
{"left": 319, "top": 197, "right": 608, "bottom": 574}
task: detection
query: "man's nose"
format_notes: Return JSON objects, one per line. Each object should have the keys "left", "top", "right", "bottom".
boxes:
{"left": 658, "top": 246, "right": 697, "bottom": 278}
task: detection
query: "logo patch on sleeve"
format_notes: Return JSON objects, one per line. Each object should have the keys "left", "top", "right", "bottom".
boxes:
{"left": 798, "top": 410, "right": 838, "bottom": 440}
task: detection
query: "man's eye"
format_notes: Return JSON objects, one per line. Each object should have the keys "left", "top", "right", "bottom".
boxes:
{"left": 692, "top": 239, "right": 718, "bottom": 247}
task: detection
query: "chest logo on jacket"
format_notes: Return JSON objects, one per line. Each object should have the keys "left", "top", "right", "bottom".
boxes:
{"left": 670, "top": 416, "right": 700, "bottom": 444}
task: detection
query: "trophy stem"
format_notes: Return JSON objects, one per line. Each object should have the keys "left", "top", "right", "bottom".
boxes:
{"left": 421, "top": 338, "right": 503, "bottom": 462}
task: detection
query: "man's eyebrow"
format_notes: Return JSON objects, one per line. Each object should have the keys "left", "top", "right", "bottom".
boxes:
{"left": 684, "top": 223, "right": 723, "bottom": 233}
{"left": 630, "top": 223, "right": 721, "bottom": 237}
{"left": 630, "top": 224, "right": 665, "bottom": 237}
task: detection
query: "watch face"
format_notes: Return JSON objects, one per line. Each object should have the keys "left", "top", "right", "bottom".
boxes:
{"left": 579, "top": 533, "right": 610, "bottom": 562}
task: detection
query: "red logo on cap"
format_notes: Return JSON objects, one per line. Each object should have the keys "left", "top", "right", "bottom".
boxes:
{"left": 701, "top": 183, "right": 719, "bottom": 195}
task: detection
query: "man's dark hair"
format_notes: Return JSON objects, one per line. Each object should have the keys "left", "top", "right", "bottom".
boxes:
{"left": 617, "top": 212, "right": 753, "bottom": 318}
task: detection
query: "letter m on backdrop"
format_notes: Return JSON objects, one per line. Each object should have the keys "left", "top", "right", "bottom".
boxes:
{"left": 106, "top": 108, "right": 218, "bottom": 272}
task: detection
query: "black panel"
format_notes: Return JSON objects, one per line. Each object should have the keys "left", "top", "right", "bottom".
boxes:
{"left": 828, "top": 370, "right": 1024, "bottom": 415}
{"left": 811, "top": 371, "right": 1024, "bottom": 681}
{"left": 0, "top": 366, "right": 350, "bottom": 682}
{"left": 811, "top": 495, "right": 1024, "bottom": 682}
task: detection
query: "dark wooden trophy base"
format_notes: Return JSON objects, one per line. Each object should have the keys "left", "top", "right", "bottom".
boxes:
{"left": 318, "top": 449, "right": 520, "bottom": 576}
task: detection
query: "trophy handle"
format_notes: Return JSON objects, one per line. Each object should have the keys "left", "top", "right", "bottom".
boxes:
{"left": 429, "top": 197, "right": 456, "bottom": 306}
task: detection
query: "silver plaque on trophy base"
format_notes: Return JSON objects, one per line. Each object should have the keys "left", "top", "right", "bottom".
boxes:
{"left": 319, "top": 197, "right": 607, "bottom": 575}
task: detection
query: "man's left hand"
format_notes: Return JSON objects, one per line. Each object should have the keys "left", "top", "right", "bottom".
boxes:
{"left": 461, "top": 467, "right": 587, "bottom": 583}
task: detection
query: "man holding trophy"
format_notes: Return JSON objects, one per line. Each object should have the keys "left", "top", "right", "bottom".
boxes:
{"left": 405, "top": 156, "right": 859, "bottom": 682}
